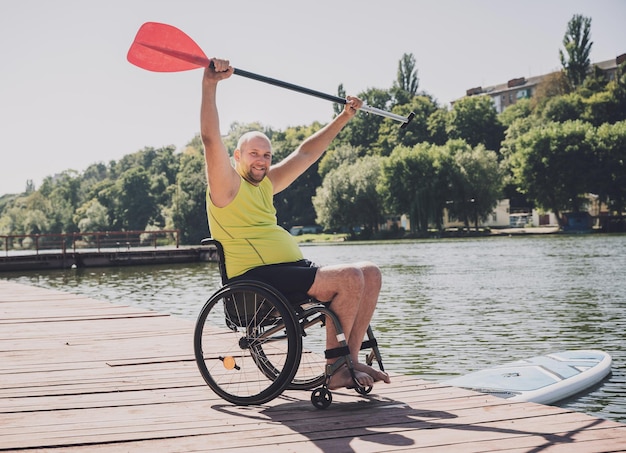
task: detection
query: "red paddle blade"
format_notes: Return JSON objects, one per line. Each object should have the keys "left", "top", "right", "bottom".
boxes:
{"left": 127, "top": 22, "right": 210, "bottom": 72}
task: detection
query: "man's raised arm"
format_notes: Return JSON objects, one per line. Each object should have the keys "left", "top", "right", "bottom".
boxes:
{"left": 200, "top": 59, "right": 240, "bottom": 208}
{"left": 268, "top": 96, "right": 362, "bottom": 194}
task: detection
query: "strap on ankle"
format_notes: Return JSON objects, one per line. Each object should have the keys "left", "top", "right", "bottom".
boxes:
{"left": 324, "top": 346, "right": 350, "bottom": 359}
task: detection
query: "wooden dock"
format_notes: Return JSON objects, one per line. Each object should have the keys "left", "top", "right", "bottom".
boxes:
{"left": 0, "top": 245, "right": 217, "bottom": 272}
{"left": 1, "top": 280, "right": 624, "bottom": 452}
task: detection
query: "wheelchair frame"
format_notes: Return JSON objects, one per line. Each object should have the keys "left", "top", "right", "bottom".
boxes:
{"left": 193, "top": 238, "right": 384, "bottom": 409}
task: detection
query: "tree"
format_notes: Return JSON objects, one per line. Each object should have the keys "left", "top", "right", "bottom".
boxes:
{"left": 559, "top": 14, "right": 593, "bottom": 90}
{"left": 333, "top": 84, "right": 346, "bottom": 117}
{"left": 318, "top": 145, "right": 361, "bottom": 179}
{"left": 541, "top": 93, "right": 585, "bottom": 123}
{"left": 445, "top": 141, "right": 504, "bottom": 230}
{"left": 581, "top": 67, "right": 626, "bottom": 125}
{"left": 272, "top": 123, "right": 325, "bottom": 229}
{"left": 393, "top": 53, "right": 419, "bottom": 104}
{"left": 117, "top": 167, "right": 155, "bottom": 231}
{"left": 447, "top": 96, "right": 505, "bottom": 153}
{"left": 344, "top": 87, "right": 393, "bottom": 148}
{"left": 376, "top": 95, "right": 438, "bottom": 155}
{"left": 170, "top": 149, "right": 207, "bottom": 245}
{"left": 532, "top": 71, "right": 570, "bottom": 109}
{"left": 426, "top": 108, "right": 449, "bottom": 146}
{"left": 507, "top": 120, "right": 595, "bottom": 226}
{"left": 499, "top": 98, "right": 533, "bottom": 128}
{"left": 21, "top": 209, "right": 49, "bottom": 236}
{"left": 594, "top": 120, "right": 626, "bottom": 215}
{"left": 379, "top": 143, "right": 443, "bottom": 235}
{"left": 75, "top": 199, "right": 110, "bottom": 232}
{"left": 313, "top": 156, "right": 384, "bottom": 236}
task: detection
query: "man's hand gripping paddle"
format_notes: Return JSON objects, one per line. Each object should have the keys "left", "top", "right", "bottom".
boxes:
{"left": 127, "top": 22, "right": 414, "bottom": 128}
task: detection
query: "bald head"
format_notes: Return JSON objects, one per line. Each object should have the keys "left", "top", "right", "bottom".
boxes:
{"left": 237, "top": 131, "right": 272, "bottom": 152}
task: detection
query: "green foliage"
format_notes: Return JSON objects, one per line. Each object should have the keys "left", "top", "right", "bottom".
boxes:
{"left": 393, "top": 53, "right": 419, "bottom": 101}
{"left": 313, "top": 156, "right": 384, "bottom": 236}
{"left": 75, "top": 199, "right": 110, "bottom": 232}
{"left": 506, "top": 120, "right": 597, "bottom": 224}
{"left": 272, "top": 123, "right": 325, "bottom": 229}
{"left": 317, "top": 145, "right": 362, "bottom": 179}
{"left": 582, "top": 88, "right": 626, "bottom": 126}
{"left": 426, "top": 108, "right": 450, "bottom": 146}
{"left": 117, "top": 167, "right": 155, "bottom": 231}
{"left": 447, "top": 96, "right": 505, "bottom": 153}
{"left": 170, "top": 149, "right": 208, "bottom": 245}
{"left": 333, "top": 84, "right": 346, "bottom": 117}
{"left": 380, "top": 143, "right": 456, "bottom": 233}
{"left": 446, "top": 141, "right": 504, "bottom": 229}
{"left": 499, "top": 98, "right": 533, "bottom": 128}
{"left": 343, "top": 87, "right": 392, "bottom": 148}
{"left": 594, "top": 120, "right": 626, "bottom": 214}
{"left": 376, "top": 96, "right": 439, "bottom": 155}
{"left": 541, "top": 93, "right": 585, "bottom": 123}
{"left": 559, "top": 14, "right": 593, "bottom": 90}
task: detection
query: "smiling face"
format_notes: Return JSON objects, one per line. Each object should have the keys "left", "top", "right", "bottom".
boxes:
{"left": 234, "top": 132, "right": 273, "bottom": 186}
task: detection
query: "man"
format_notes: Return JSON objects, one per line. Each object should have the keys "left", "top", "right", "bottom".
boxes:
{"left": 201, "top": 59, "right": 390, "bottom": 390}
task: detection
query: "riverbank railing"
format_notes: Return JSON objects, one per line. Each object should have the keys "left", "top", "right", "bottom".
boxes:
{"left": 1, "top": 230, "right": 181, "bottom": 257}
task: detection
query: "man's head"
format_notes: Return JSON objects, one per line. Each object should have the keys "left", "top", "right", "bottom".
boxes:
{"left": 233, "top": 131, "right": 273, "bottom": 185}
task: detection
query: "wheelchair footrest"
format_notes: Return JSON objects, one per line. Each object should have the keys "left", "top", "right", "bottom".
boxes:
{"left": 360, "top": 338, "right": 378, "bottom": 350}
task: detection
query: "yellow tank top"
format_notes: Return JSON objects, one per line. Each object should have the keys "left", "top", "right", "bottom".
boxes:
{"left": 207, "top": 177, "right": 303, "bottom": 279}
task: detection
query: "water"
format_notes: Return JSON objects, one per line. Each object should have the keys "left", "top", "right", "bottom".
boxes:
{"left": 3, "top": 234, "right": 625, "bottom": 423}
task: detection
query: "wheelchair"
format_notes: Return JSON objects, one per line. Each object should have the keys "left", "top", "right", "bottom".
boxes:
{"left": 193, "top": 238, "right": 385, "bottom": 409}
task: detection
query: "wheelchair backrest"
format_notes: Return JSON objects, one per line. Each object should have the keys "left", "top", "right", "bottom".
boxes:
{"left": 201, "top": 237, "right": 228, "bottom": 285}
{"left": 202, "top": 238, "right": 274, "bottom": 328}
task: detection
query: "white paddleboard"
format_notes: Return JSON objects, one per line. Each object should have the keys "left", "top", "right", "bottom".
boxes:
{"left": 443, "top": 350, "right": 612, "bottom": 405}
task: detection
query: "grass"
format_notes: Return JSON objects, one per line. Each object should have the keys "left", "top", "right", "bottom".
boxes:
{"left": 292, "top": 233, "right": 348, "bottom": 244}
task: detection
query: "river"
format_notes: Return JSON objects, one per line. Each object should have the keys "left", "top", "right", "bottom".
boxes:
{"left": 3, "top": 234, "right": 625, "bottom": 423}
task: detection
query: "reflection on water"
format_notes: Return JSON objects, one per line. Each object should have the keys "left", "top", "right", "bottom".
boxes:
{"left": 3, "top": 234, "right": 625, "bottom": 423}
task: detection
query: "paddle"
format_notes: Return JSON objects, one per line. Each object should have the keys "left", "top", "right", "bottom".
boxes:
{"left": 127, "top": 22, "right": 415, "bottom": 128}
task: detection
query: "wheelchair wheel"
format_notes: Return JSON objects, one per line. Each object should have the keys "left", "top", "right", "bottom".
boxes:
{"left": 235, "top": 301, "right": 327, "bottom": 391}
{"left": 194, "top": 282, "right": 302, "bottom": 405}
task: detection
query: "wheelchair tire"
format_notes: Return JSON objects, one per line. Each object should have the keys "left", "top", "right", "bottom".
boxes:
{"left": 194, "top": 281, "right": 302, "bottom": 405}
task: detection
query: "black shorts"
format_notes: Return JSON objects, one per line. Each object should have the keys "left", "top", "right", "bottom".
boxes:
{"left": 229, "top": 259, "right": 318, "bottom": 303}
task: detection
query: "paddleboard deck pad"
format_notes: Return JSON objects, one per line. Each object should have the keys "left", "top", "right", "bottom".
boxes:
{"left": 443, "top": 350, "right": 612, "bottom": 405}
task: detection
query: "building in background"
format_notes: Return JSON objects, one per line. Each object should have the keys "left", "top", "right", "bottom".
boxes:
{"left": 462, "top": 53, "right": 625, "bottom": 113}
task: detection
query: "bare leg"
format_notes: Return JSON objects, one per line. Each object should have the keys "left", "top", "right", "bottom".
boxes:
{"left": 307, "top": 262, "right": 390, "bottom": 389}
{"left": 347, "top": 263, "right": 389, "bottom": 384}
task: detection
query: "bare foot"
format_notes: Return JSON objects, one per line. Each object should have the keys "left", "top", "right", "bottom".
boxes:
{"left": 327, "top": 365, "right": 374, "bottom": 390}
{"left": 354, "top": 362, "right": 391, "bottom": 384}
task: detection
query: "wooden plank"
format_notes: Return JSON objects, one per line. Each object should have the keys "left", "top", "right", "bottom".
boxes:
{"left": 0, "top": 279, "right": 624, "bottom": 452}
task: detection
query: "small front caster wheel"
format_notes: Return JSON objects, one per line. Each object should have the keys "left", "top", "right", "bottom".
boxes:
{"left": 311, "top": 387, "right": 332, "bottom": 409}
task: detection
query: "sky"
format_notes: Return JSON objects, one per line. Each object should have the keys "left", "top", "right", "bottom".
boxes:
{"left": 1, "top": 0, "right": 625, "bottom": 196}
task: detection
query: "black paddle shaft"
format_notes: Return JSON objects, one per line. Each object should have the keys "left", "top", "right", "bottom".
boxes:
{"left": 232, "top": 68, "right": 414, "bottom": 128}
{"left": 234, "top": 68, "right": 344, "bottom": 105}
